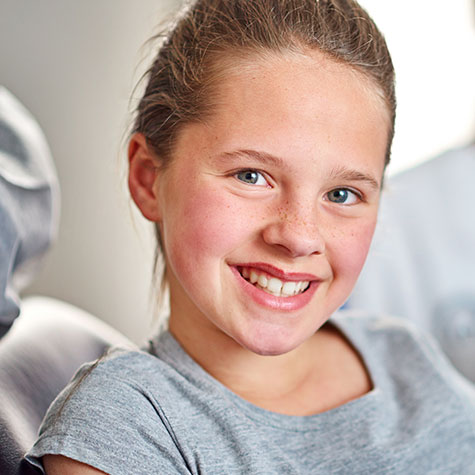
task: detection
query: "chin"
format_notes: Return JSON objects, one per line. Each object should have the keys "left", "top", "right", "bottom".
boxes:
{"left": 234, "top": 327, "right": 308, "bottom": 357}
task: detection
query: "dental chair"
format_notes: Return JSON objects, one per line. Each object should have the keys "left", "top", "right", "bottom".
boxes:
{"left": 0, "top": 297, "right": 131, "bottom": 474}
{"left": 0, "top": 87, "right": 133, "bottom": 474}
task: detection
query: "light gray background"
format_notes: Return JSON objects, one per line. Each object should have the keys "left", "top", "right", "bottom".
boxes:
{"left": 0, "top": 0, "right": 178, "bottom": 343}
{"left": 1, "top": 0, "right": 474, "bottom": 343}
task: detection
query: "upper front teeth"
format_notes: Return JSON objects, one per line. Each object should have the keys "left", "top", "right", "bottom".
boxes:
{"left": 241, "top": 267, "right": 309, "bottom": 297}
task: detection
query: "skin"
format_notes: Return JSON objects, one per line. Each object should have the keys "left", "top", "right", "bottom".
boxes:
{"left": 44, "top": 50, "right": 390, "bottom": 474}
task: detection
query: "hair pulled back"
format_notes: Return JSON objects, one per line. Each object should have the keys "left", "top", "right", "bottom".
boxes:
{"left": 133, "top": 0, "right": 396, "bottom": 166}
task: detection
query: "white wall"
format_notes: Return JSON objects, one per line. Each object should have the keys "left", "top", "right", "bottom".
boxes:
{"left": 1, "top": 1, "right": 473, "bottom": 342}
{"left": 359, "top": 0, "right": 475, "bottom": 174}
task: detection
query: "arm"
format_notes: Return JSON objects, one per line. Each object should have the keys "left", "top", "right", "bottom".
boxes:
{"left": 43, "top": 455, "right": 107, "bottom": 475}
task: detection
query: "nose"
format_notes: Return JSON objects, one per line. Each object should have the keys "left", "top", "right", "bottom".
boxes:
{"left": 261, "top": 205, "right": 325, "bottom": 258}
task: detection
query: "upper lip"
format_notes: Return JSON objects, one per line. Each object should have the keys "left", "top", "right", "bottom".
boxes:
{"left": 234, "top": 262, "right": 319, "bottom": 282}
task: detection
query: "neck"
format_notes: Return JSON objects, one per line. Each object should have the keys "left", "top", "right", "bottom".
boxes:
{"left": 168, "top": 315, "right": 372, "bottom": 416}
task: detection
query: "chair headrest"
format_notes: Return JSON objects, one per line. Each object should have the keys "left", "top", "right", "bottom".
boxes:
{"left": 0, "top": 87, "right": 60, "bottom": 337}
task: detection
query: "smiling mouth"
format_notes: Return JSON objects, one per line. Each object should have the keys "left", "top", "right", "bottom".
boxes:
{"left": 237, "top": 266, "right": 311, "bottom": 298}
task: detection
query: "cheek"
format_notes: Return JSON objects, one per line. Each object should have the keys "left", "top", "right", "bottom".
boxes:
{"left": 330, "top": 218, "right": 377, "bottom": 282}
{"left": 162, "top": 184, "right": 254, "bottom": 275}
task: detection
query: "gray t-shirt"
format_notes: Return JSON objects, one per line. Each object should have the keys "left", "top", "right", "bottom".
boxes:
{"left": 26, "top": 313, "right": 475, "bottom": 474}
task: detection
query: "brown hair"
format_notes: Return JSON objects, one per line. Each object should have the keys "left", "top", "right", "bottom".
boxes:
{"left": 131, "top": 0, "right": 396, "bottom": 305}
{"left": 134, "top": 0, "right": 395, "bottom": 161}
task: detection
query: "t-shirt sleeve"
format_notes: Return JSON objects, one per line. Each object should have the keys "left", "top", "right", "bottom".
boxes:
{"left": 25, "top": 356, "right": 192, "bottom": 475}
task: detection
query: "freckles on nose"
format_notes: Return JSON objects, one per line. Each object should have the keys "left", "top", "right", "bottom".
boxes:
{"left": 274, "top": 204, "right": 316, "bottom": 230}
{"left": 277, "top": 206, "right": 288, "bottom": 221}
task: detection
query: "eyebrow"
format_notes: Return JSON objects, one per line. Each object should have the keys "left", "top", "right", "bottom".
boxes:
{"left": 219, "top": 149, "right": 286, "bottom": 168}
{"left": 328, "top": 166, "right": 381, "bottom": 191}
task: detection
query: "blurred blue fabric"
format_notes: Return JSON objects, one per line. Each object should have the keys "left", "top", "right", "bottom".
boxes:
{"left": 0, "top": 87, "right": 59, "bottom": 337}
{"left": 347, "top": 144, "right": 475, "bottom": 382}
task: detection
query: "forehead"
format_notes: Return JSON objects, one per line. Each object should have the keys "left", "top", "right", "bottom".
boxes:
{"left": 171, "top": 49, "right": 389, "bottom": 180}
{"left": 210, "top": 47, "right": 390, "bottom": 124}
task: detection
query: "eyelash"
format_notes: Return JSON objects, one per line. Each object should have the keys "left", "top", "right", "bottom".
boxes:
{"left": 325, "top": 188, "right": 363, "bottom": 205}
{"left": 231, "top": 170, "right": 363, "bottom": 205}
{"left": 233, "top": 169, "right": 270, "bottom": 187}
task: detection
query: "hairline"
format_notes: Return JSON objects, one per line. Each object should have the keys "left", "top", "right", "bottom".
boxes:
{"left": 164, "top": 45, "right": 393, "bottom": 167}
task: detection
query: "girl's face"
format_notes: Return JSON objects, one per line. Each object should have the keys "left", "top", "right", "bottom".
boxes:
{"left": 154, "top": 51, "right": 389, "bottom": 356}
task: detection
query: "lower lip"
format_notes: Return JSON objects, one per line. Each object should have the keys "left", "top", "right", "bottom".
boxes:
{"left": 231, "top": 267, "right": 319, "bottom": 311}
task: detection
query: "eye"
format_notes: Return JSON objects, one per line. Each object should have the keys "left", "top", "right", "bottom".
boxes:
{"left": 235, "top": 169, "right": 268, "bottom": 186}
{"left": 326, "top": 188, "right": 360, "bottom": 205}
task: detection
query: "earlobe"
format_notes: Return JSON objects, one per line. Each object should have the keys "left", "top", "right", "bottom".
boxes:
{"left": 128, "top": 132, "right": 162, "bottom": 222}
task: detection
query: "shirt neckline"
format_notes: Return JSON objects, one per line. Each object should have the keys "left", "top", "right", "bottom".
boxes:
{"left": 152, "top": 314, "right": 382, "bottom": 431}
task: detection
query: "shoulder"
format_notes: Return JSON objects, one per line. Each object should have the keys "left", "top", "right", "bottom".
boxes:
{"left": 330, "top": 309, "right": 419, "bottom": 344}
{"left": 330, "top": 311, "right": 431, "bottom": 378}
{"left": 59, "top": 343, "right": 199, "bottom": 420}
{"left": 26, "top": 345, "right": 197, "bottom": 474}
{"left": 332, "top": 309, "right": 455, "bottom": 368}
{"left": 59, "top": 346, "right": 173, "bottom": 397}
{"left": 89, "top": 345, "right": 171, "bottom": 381}
{"left": 44, "top": 344, "right": 184, "bottom": 430}
{"left": 332, "top": 310, "right": 475, "bottom": 409}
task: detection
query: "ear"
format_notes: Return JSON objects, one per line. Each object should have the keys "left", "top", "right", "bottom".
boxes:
{"left": 128, "top": 132, "right": 162, "bottom": 222}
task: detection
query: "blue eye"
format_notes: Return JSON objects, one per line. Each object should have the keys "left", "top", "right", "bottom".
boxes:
{"left": 235, "top": 170, "right": 268, "bottom": 186}
{"left": 326, "top": 188, "right": 359, "bottom": 205}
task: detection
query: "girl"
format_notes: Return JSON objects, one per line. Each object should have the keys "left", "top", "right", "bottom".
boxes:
{"left": 27, "top": 0, "right": 475, "bottom": 473}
